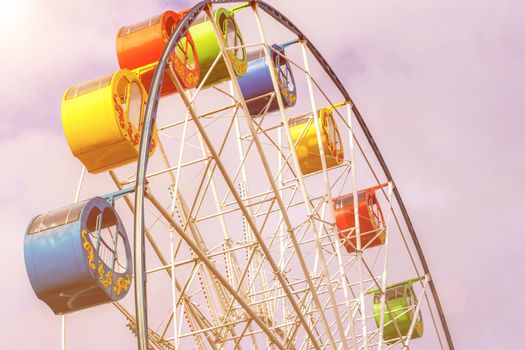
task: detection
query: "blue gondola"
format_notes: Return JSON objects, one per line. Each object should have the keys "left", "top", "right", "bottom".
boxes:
{"left": 238, "top": 44, "right": 297, "bottom": 116}
{"left": 24, "top": 197, "right": 132, "bottom": 314}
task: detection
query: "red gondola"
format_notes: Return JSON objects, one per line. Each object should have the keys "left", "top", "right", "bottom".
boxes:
{"left": 333, "top": 185, "right": 386, "bottom": 252}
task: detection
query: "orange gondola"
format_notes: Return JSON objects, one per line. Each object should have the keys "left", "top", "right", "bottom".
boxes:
{"left": 116, "top": 10, "right": 199, "bottom": 96}
{"left": 333, "top": 185, "right": 386, "bottom": 252}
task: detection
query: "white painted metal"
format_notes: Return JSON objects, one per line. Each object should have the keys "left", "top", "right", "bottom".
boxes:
{"left": 61, "top": 166, "right": 86, "bottom": 350}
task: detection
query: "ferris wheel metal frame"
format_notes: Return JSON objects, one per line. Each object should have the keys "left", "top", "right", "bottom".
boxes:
{"left": 22, "top": 1, "right": 456, "bottom": 349}
{"left": 127, "top": 1, "right": 455, "bottom": 349}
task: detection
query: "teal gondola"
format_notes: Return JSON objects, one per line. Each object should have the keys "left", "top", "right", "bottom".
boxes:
{"left": 24, "top": 197, "right": 132, "bottom": 314}
{"left": 238, "top": 44, "right": 297, "bottom": 116}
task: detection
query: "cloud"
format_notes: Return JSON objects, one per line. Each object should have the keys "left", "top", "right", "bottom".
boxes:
{"left": 1, "top": 0, "right": 524, "bottom": 348}
{"left": 0, "top": 0, "right": 168, "bottom": 135}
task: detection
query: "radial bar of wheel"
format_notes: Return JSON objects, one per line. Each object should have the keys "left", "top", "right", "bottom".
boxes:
{"left": 346, "top": 102, "right": 371, "bottom": 349}
{"left": 166, "top": 59, "right": 316, "bottom": 348}
{"left": 230, "top": 81, "right": 274, "bottom": 328}
{"left": 377, "top": 181, "right": 395, "bottom": 350}
{"left": 256, "top": 2, "right": 455, "bottom": 345}
{"left": 249, "top": 4, "right": 345, "bottom": 349}
{"left": 202, "top": 4, "right": 333, "bottom": 348}
{"left": 192, "top": 127, "right": 260, "bottom": 350}
{"left": 61, "top": 165, "right": 85, "bottom": 350}
{"left": 403, "top": 277, "right": 429, "bottom": 347}
{"left": 146, "top": 190, "right": 286, "bottom": 349}
{"left": 300, "top": 43, "right": 358, "bottom": 350}
{"left": 109, "top": 171, "right": 218, "bottom": 350}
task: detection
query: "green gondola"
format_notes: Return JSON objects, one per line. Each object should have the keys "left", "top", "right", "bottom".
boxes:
{"left": 372, "top": 279, "right": 424, "bottom": 343}
{"left": 184, "top": 7, "right": 247, "bottom": 87}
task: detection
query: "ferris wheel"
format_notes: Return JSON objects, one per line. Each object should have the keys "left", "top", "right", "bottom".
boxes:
{"left": 23, "top": 1, "right": 455, "bottom": 349}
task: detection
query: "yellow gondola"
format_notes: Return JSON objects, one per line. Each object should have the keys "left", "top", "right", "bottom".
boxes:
{"left": 289, "top": 106, "right": 344, "bottom": 175}
{"left": 61, "top": 69, "right": 158, "bottom": 173}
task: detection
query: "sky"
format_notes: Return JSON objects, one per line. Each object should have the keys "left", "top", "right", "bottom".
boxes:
{"left": 1, "top": 0, "right": 524, "bottom": 348}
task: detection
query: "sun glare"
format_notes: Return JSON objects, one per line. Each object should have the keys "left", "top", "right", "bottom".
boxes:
{"left": 0, "top": 1, "right": 26, "bottom": 28}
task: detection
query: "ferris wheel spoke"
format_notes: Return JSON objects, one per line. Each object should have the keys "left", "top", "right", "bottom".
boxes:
{"left": 147, "top": 182, "right": 292, "bottom": 348}
{"left": 221, "top": 108, "right": 288, "bottom": 207}
{"left": 114, "top": 301, "right": 179, "bottom": 350}
{"left": 184, "top": 118, "right": 239, "bottom": 226}
{"left": 301, "top": 280, "right": 344, "bottom": 349}
{"left": 109, "top": 170, "right": 222, "bottom": 349}
{"left": 281, "top": 276, "right": 326, "bottom": 348}
{"left": 175, "top": 193, "right": 234, "bottom": 305}
{"left": 169, "top": 25, "right": 343, "bottom": 347}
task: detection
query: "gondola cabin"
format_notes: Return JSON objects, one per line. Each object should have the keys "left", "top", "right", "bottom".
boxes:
{"left": 181, "top": 7, "right": 247, "bottom": 87}
{"left": 289, "top": 106, "right": 344, "bottom": 175}
{"left": 61, "top": 69, "right": 158, "bottom": 174}
{"left": 372, "top": 280, "right": 424, "bottom": 343}
{"left": 116, "top": 10, "right": 200, "bottom": 96}
{"left": 238, "top": 44, "right": 297, "bottom": 116}
{"left": 333, "top": 186, "right": 385, "bottom": 252}
{"left": 24, "top": 197, "right": 132, "bottom": 315}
